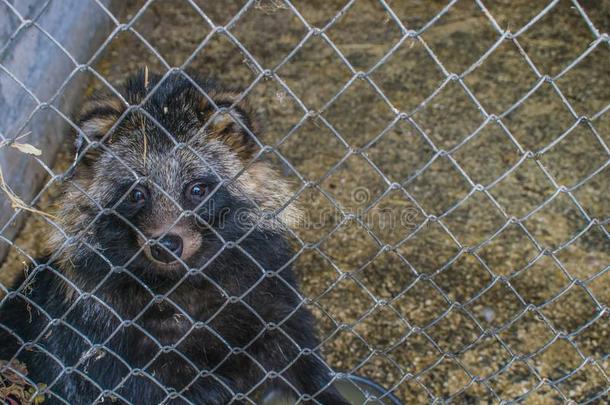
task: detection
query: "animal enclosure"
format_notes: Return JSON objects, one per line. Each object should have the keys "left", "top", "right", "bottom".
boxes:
{"left": 1, "top": 0, "right": 609, "bottom": 403}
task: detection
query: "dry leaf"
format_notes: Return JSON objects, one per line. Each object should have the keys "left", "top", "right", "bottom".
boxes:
{"left": 11, "top": 142, "right": 42, "bottom": 156}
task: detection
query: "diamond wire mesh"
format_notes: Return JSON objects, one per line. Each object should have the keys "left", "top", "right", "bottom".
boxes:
{"left": 0, "top": 0, "right": 609, "bottom": 403}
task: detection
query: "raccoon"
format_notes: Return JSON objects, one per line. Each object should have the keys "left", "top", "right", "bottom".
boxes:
{"left": 0, "top": 71, "right": 348, "bottom": 405}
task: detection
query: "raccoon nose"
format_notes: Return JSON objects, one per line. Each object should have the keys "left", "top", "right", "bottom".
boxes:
{"left": 150, "top": 234, "right": 183, "bottom": 263}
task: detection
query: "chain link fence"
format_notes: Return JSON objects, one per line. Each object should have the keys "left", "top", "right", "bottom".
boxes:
{"left": 1, "top": 0, "right": 609, "bottom": 403}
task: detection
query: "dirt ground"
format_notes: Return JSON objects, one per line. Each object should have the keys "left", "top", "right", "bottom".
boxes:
{"left": 1, "top": 0, "right": 608, "bottom": 403}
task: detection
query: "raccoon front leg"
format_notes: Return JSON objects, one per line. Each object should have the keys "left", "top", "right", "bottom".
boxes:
{"left": 186, "top": 375, "right": 250, "bottom": 405}
{"left": 254, "top": 331, "right": 349, "bottom": 405}
{"left": 282, "top": 351, "right": 350, "bottom": 405}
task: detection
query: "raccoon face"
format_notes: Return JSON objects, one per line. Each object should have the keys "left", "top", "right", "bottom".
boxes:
{"left": 51, "top": 71, "right": 299, "bottom": 274}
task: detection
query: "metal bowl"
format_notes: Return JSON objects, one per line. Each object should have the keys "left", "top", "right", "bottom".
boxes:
{"left": 263, "top": 374, "right": 403, "bottom": 405}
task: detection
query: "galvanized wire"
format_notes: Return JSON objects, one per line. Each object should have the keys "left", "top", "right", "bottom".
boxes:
{"left": 0, "top": 0, "right": 608, "bottom": 404}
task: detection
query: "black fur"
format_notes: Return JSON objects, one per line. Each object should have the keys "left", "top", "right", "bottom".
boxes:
{"left": 0, "top": 72, "right": 348, "bottom": 405}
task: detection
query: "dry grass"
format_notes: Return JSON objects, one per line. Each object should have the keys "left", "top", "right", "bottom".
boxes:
{"left": 0, "top": 360, "right": 45, "bottom": 404}
{"left": 1, "top": 0, "right": 608, "bottom": 403}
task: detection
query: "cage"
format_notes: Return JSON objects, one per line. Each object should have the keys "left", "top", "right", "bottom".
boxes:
{"left": 0, "top": 0, "right": 608, "bottom": 404}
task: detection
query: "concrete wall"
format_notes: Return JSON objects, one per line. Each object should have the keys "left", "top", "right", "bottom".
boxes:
{"left": 0, "top": 0, "right": 123, "bottom": 265}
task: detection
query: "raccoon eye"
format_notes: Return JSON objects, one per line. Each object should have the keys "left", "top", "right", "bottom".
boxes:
{"left": 188, "top": 183, "right": 207, "bottom": 199}
{"left": 129, "top": 187, "right": 147, "bottom": 204}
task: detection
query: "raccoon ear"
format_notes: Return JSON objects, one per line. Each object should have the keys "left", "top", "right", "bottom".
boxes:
{"left": 75, "top": 95, "right": 125, "bottom": 162}
{"left": 205, "top": 106, "right": 260, "bottom": 160}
